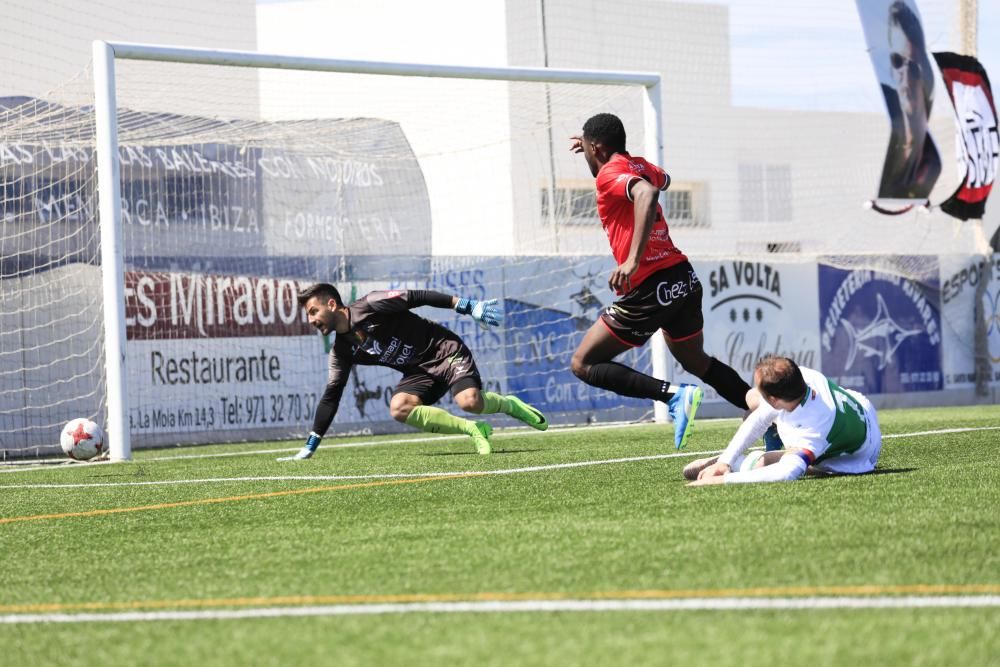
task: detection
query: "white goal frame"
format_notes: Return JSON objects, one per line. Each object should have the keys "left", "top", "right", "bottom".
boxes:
{"left": 92, "top": 40, "right": 670, "bottom": 462}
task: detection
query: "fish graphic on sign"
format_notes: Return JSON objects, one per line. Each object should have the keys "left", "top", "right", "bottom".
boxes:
{"left": 841, "top": 293, "right": 923, "bottom": 371}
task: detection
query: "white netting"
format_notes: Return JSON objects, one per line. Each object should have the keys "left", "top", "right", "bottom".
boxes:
{"left": 0, "top": 93, "right": 106, "bottom": 456}
{"left": 2, "top": 0, "right": 997, "bottom": 457}
{"left": 1, "top": 60, "right": 661, "bottom": 455}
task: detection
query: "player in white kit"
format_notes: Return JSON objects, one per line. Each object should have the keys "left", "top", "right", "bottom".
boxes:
{"left": 685, "top": 356, "right": 882, "bottom": 485}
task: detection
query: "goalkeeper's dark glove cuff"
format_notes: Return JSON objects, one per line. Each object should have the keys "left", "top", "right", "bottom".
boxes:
{"left": 454, "top": 297, "right": 475, "bottom": 315}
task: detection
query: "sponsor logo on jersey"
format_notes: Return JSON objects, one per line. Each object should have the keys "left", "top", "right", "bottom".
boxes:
{"left": 448, "top": 352, "right": 470, "bottom": 376}
{"left": 378, "top": 337, "right": 399, "bottom": 363}
{"left": 626, "top": 160, "right": 644, "bottom": 173}
{"left": 362, "top": 338, "right": 383, "bottom": 357}
{"left": 359, "top": 336, "right": 415, "bottom": 367}
{"left": 396, "top": 344, "right": 414, "bottom": 366}
{"left": 655, "top": 269, "right": 700, "bottom": 307}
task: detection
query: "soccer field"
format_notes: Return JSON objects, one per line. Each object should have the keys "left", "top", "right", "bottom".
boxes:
{"left": 2, "top": 404, "right": 999, "bottom": 666}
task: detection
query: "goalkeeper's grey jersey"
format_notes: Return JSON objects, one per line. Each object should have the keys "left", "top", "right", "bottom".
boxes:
{"left": 326, "top": 290, "right": 469, "bottom": 388}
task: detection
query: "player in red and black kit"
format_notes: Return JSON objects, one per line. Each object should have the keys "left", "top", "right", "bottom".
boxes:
{"left": 280, "top": 283, "right": 548, "bottom": 460}
{"left": 570, "top": 113, "right": 751, "bottom": 448}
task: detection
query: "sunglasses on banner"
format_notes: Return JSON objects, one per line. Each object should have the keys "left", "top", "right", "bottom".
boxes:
{"left": 890, "top": 52, "right": 921, "bottom": 77}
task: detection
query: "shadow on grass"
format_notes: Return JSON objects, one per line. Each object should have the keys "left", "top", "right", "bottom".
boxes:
{"left": 83, "top": 463, "right": 152, "bottom": 479}
{"left": 806, "top": 467, "right": 916, "bottom": 481}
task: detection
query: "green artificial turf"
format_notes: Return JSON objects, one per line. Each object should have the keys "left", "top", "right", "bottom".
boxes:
{"left": 1, "top": 405, "right": 998, "bottom": 666}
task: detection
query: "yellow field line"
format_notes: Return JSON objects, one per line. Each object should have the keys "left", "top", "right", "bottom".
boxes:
{"left": 0, "top": 472, "right": 483, "bottom": 525}
{"left": 2, "top": 584, "right": 999, "bottom": 614}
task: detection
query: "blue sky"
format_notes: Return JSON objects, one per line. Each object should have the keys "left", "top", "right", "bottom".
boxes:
{"left": 256, "top": 0, "right": 1000, "bottom": 113}
{"left": 709, "top": 0, "right": 1000, "bottom": 111}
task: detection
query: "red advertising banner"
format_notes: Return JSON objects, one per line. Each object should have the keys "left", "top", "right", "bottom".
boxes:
{"left": 125, "top": 271, "right": 314, "bottom": 339}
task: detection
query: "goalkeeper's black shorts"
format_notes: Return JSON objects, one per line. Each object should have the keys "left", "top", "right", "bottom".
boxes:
{"left": 392, "top": 340, "right": 482, "bottom": 405}
{"left": 599, "top": 261, "right": 704, "bottom": 347}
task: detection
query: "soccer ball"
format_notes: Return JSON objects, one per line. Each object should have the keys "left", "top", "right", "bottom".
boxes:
{"left": 60, "top": 418, "right": 105, "bottom": 461}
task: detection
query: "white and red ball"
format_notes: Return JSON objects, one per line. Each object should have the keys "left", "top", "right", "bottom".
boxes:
{"left": 60, "top": 418, "right": 105, "bottom": 460}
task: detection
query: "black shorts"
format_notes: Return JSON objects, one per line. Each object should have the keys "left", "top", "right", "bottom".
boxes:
{"left": 599, "top": 261, "right": 704, "bottom": 347}
{"left": 392, "top": 344, "right": 482, "bottom": 405}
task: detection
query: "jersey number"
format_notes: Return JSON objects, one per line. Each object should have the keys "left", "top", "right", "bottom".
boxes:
{"left": 833, "top": 389, "right": 864, "bottom": 422}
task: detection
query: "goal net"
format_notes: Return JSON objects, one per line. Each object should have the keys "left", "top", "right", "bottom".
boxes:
{"left": 2, "top": 9, "right": 994, "bottom": 460}
{"left": 1, "top": 93, "right": 109, "bottom": 458}
{"left": 1, "top": 47, "right": 663, "bottom": 458}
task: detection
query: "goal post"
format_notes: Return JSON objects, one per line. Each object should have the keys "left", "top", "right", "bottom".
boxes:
{"left": 90, "top": 40, "right": 670, "bottom": 462}
{"left": 93, "top": 41, "right": 129, "bottom": 462}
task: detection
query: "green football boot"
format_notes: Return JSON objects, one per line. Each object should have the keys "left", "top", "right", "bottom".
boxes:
{"left": 468, "top": 421, "right": 493, "bottom": 455}
{"left": 506, "top": 395, "right": 548, "bottom": 431}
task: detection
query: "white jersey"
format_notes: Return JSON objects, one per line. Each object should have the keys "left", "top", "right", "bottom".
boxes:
{"left": 718, "top": 366, "right": 881, "bottom": 476}
{"left": 773, "top": 367, "right": 879, "bottom": 472}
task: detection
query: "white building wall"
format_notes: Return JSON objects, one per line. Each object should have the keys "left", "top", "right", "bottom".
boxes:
{"left": 255, "top": 0, "right": 515, "bottom": 256}
{"left": 0, "top": 0, "right": 259, "bottom": 114}
{"left": 3, "top": 0, "right": 995, "bottom": 254}
{"left": 505, "top": 0, "right": 737, "bottom": 255}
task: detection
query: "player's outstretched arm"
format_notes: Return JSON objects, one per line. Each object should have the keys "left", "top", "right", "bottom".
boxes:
{"left": 689, "top": 450, "right": 810, "bottom": 486}
{"left": 715, "top": 403, "right": 779, "bottom": 468}
{"left": 454, "top": 297, "right": 503, "bottom": 327}
{"left": 380, "top": 290, "right": 502, "bottom": 327}
{"left": 278, "top": 375, "right": 345, "bottom": 461}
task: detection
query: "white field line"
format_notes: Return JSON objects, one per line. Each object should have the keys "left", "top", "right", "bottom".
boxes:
{"left": 3, "top": 422, "right": 997, "bottom": 480}
{"left": 0, "top": 420, "right": 677, "bottom": 473}
{"left": 0, "top": 451, "right": 704, "bottom": 489}
{"left": 2, "top": 595, "right": 999, "bottom": 624}
{"left": 882, "top": 425, "right": 1000, "bottom": 438}
{"left": 2, "top": 423, "right": 998, "bottom": 490}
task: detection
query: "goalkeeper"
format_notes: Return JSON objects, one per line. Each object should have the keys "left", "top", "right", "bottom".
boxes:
{"left": 281, "top": 283, "right": 547, "bottom": 460}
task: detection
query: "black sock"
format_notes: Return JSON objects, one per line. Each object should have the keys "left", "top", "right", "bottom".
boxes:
{"left": 702, "top": 357, "right": 751, "bottom": 410}
{"left": 584, "top": 362, "right": 672, "bottom": 402}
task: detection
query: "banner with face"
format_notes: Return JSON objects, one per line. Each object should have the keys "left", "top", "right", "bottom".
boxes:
{"left": 856, "top": 0, "right": 941, "bottom": 202}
